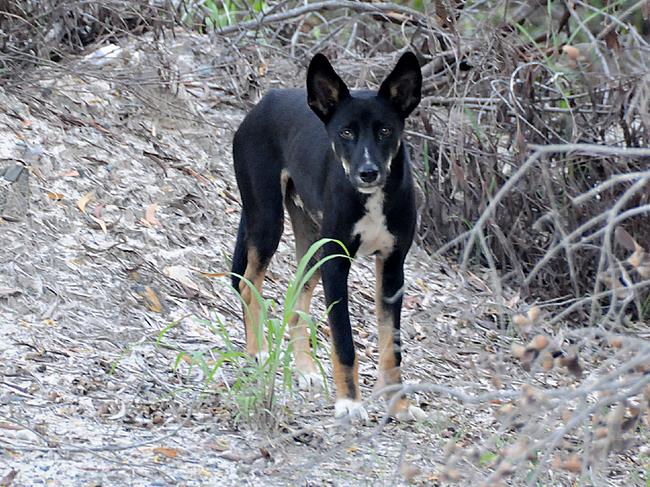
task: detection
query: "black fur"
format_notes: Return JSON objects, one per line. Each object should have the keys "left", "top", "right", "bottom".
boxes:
{"left": 231, "top": 52, "right": 422, "bottom": 406}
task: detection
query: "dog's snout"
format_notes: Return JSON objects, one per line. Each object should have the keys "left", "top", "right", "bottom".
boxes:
{"left": 358, "top": 164, "right": 379, "bottom": 183}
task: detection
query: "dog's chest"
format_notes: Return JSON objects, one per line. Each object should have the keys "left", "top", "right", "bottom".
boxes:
{"left": 352, "top": 192, "right": 395, "bottom": 257}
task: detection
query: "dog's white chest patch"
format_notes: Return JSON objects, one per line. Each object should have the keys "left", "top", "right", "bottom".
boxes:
{"left": 352, "top": 192, "right": 395, "bottom": 257}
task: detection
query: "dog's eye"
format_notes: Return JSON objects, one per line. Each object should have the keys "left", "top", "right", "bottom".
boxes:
{"left": 378, "top": 127, "right": 392, "bottom": 138}
{"left": 339, "top": 128, "right": 354, "bottom": 140}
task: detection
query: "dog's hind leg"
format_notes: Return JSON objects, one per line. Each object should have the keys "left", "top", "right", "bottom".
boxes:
{"left": 285, "top": 188, "right": 323, "bottom": 390}
{"left": 232, "top": 144, "right": 284, "bottom": 359}
{"left": 239, "top": 211, "right": 283, "bottom": 357}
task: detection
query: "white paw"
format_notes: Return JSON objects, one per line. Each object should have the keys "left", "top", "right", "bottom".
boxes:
{"left": 297, "top": 371, "right": 324, "bottom": 391}
{"left": 334, "top": 399, "right": 369, "bottom": 423}
{"left": 255, "top": 351, "right": 269, "bottom": 365}
{"left": 394, "top": 404, "right": 427, "bottom": 422}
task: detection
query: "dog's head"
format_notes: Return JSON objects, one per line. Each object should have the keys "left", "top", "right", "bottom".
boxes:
{"left": 307, "top": 52, "right": 421, "bottom": 194}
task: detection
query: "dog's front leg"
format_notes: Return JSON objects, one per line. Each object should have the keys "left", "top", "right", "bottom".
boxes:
{"left": 376, "top": 252, "right": 425, "bottom": 422}
{"left": 320, "top": 245, "right": 368, "bottom": 422}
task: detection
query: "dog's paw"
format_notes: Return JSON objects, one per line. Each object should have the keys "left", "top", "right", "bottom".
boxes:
{"left": 297, "top": 371, "right": 324, "bottom": 391}
{"left": 334, "top": 399, "right": 369, "bottom": 424}
{"left": 392, "top": 400, "right": 427, "bottom": 422}
{"left": 255, "top": 350, "right": 269, "bottom": 365}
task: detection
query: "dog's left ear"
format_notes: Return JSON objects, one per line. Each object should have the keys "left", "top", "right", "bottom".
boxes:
{"left": 378, "top": 52, "right": 422, "bottom": 118}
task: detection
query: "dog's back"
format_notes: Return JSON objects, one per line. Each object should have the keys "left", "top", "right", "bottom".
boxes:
{"left": 233, "top": 89, "right": 331, "bottom": 213}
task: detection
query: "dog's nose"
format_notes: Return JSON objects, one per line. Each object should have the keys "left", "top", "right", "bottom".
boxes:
{"left": 359, "top": 164, "right": 379, "bottom": 183}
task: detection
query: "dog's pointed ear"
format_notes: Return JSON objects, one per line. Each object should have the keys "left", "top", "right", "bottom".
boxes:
{"left": 307, "top": 53, "right": 350, "bottom": 123}
{"left": 378, "top": 52, "right": 422, "bottom": 118}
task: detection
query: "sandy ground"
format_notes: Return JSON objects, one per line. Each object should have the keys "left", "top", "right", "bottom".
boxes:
{"left": 1, "top": 32, "right": 647, "bottom": 486}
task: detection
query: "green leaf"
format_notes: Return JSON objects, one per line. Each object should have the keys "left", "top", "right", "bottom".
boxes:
{"left": 479, "top": 451, "right": 498, "bottom": 465}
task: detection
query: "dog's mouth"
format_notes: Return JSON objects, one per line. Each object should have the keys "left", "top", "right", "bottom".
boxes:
{"left": 353, "top": 178, "right": 384, "bottom": 194}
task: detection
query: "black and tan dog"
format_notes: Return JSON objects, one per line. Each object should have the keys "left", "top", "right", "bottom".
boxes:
{"left": 231, "top": 52, "right": 423, "bottom": 421}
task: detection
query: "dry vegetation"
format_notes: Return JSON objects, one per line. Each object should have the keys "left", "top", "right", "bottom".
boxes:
{"left": 1, "top": 1, "right": 649, "bottom": 485}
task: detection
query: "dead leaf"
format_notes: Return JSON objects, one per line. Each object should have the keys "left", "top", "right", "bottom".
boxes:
{"left": 198, "top": 271, "right": 227, "bottom": 278}
{"left": 403, "top": 295, "right": 420, "bottom": 310}
{"left": 153, "top": 447, "right": 179, "bottom": 458}
{"left": 510, "top": 343, "right": 525, "bottom": 359}
{"left": 144, "top": 203, "right": 160, "bottom": 227}
{"left": 77, "top": 192, "right": 93, "bottom": 213}
{"left": 497, "top": 403, "right": 514, "bottom": 416}
{"left": 385, "top": 12, "right": 409, "bottom": 24}
{"left": 61, "top": 169, "right": 80, "bottom": 177}
{"left": 176, "top": 354, "right": 193, "bottom": 365}
{"left": 205, "top": 439, "right": 230, "bottom": 451}
{"left": 604, "top": 29, "right": 620, "bottom": 51}
{"left": 47, "top": 191, "right": 64, "bottom": 200}
{"left": 625, "top": 234, "right": 650, "bottom": 278}
{"left": 180, "top": 166, "right": 210, "bottom": 185}
{"left": 89, "top": 215, "right": 108, "bottom": 233}
{"left": 512, "top": 313, "right": 530, "bottom": 329}
{"left": 514, "top": 121, "right": 527, "bottom": 160}
{"left": 164, "top": 265, "right": 199, "bottom": 292}
{"left": 526, "top": 306, "right": 540, "bottom": 323}
{"left": 609, "top": 337, "right": 623, "bottom": 349}
{"left": 562, "top": 45, "right": 580, "bottom": 61}
{"left": 144, "top": 286, "right": 162, "bottom": 313}
{"left": 552, "top": 454, "right": 582, "bottom": 473}
{"left": 528, "top": 335, "right": 549, "bottom": 351}
{"left": 93, "top": 203, "right": 104, "bottom": 219}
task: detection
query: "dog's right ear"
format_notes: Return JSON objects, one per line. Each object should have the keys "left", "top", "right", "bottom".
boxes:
{"left": 307, "top": 54, "right": 350, "bottom": 123}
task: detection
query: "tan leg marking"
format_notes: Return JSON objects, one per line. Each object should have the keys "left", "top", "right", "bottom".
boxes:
{"left": 375, "top": 257, "right": 416, "bottom": 419}
{"left": 286, "top": 196, "right": 322, "bottom": 388}
{"left": 239, "top": 248, "right": 268, "bottom": 356}
{"left": 375, "top": 257, "right": 402, "bottom": 389}
{"left": 288, "top": 272, "right": 320, "bottom": 380}
{"left": 332, "top": 347, "right": 360, "bottom": 401}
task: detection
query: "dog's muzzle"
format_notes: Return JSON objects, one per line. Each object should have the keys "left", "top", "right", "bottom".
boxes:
{"left": 354, "top": 162, "right": 382, "bottom": 192}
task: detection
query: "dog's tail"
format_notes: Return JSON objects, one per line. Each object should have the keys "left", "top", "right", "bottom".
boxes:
{"left": 231, "top": 213, "right": 248, "bottom": 292}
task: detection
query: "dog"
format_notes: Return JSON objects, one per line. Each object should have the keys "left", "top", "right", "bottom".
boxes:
{"left": 231, "top": 52, "right": 422, "bottom": 421}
